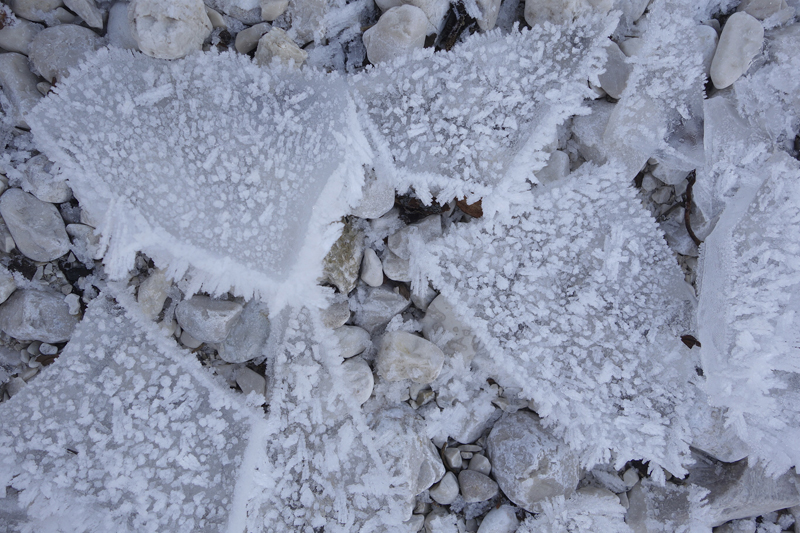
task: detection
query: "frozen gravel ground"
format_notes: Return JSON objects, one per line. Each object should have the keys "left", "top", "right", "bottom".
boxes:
{"left": 1, "top": 0, "right": 800, "bottom": 532}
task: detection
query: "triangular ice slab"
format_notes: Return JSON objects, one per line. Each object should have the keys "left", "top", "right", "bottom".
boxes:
{"left": 351, "top": 15, "right": 616, "bottom": 214}
{"left": 28, "top": 49, "right": 369, "bottom": 310}
{"left": 245, "top": 306, "right": 441, "bottom": 532}
{"left": 414, "top": 163, "right": 697, "bottom": 474}
{"left": 0, "top": 291, "right": 263, "bottom": 532}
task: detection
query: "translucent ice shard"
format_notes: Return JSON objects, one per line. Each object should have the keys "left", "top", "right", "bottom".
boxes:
{"left": 28, "top": 48, "right": 369, "bottom": 311}
{"left": 0, "top": 291, "right": 263, "bottom": 533}
{"left": 351, "top": 15, "right": 617, "bottom": 215}
{"left": 413, "top": 163, "right": 698, "bottom": 474}
{"left": 698, "top": 152, "right": 800, "bottom": 476}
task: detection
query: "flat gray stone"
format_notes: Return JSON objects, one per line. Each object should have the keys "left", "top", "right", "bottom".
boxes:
{"left": 0, "top": 188, "right": 69, "bottom": 262}
{"left": 0, "top": 289, "right": 80, "bottom": 343}
{"left": 458, "top": 470, "right": 498, "bottom": 503}
{"left": 175, "top": 295, "right": 243, "bottom": 344}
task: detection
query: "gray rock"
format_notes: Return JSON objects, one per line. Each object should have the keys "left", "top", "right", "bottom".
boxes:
{"left": 175, "top": 295, "right": 243, "bottom": 344}
{"left": 429, "top": 471, "right": 459, "bottom": 505}
{"left": 333, "top": 325, "right": 371, "bottom": 359}
{"left": 738, "top": 0, "right": 791, "bottom": 20}
{"left": 443, "top": 447, "right": 462, "bottom": 469}
{"left": 0, "top": 267, "right": 16, "bottom": 305}
{"left": 352, "top": 286, "right": 410, "bottom": 333}
{"left": 477, "top": 506, "right": 518, "bottom": 533}
{"left": 66, "top": 224, "right": 103, "bottom": 264}
{"left": 0, "top": 289, "right": 80, "bottom": 343}
{"left": 107, "top": 1, "right": 138, "bottom": 50}
{"left": 468, "top": 453, "right": 491, "bottom": 476}
{"left": 458, "top": 470, "right": 498, "bottom": 502}
{"left": 64, "top": 0, "right": 104, "bottom": 28}
{"left": 0, "top": 53, "right": 42, "bottom": 129}
{"left": 382, "top": 249, "right": 411, "bottom": 282}
{"left": 321, "top": 220, "right": 363, "bottom": 295}
{"left": 387, "top": 214, "right": 442, "bottom": 260}
{"left": 218, "top": 300, "right": 270, "bottom": 363}
{"left": 377, "top": 331, "right": 445, "bottom": 384}
{"left": 0, "top": 18, "right": 43, "bottom": 54}
{"left": 363, "top": 5, "right": 428, "bottom": 65}
{"left": 321, "top": 293, "right": 351, "bottom": 329}
{"left": 234, "top": 21, "right": 270, "bottom": 54}
{"left": 179, "top": 329, "right": 202, "bottom": 349}
{"left": 360, "top": 247, "right": 384, "bottom": 287}
{"left": 0, "top": 188, "right": 70, "bottom": 262}
{"left": 129, "top": 0, "right": 212, "bottom": 59}
{"left": 255, "top": 27, "right": 307, "bottom": 67}
{"left": 260, "top": 0, "right": 288, "bottom": 21}
{"left": 710, "top": 12, "right": 764, "bottom": 90}
{"left": 486, "top": 411, "right": 580, "bottom": 513}
{"left": 234, "top": 365, "right": 266, "bottom": 401}
{"left": 28, "top": 24, "right": 103, "bottom": 84}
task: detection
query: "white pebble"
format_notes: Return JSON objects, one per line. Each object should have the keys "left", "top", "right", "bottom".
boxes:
{"left": 382, "top": 250, "right": 411, "bottom": 282}
{"left": 477, "top": 506, "right": 518, "bottom": 533}
{"left": 334, "top": 325, "right": 372, "bottom": 359}
{"left": 0, "top": 266, "right": 16, "bottom": 305}
{"left": 710, "top": 12, "right": 764, "bottom": 90}
{"left": 340, "top": 356, "right": 374, "bottom": 406}
{"left": 255, "top": 27, "right": 307, "bottom": 67}
{"left": 468, "top": 453, "right": 491, "bottom": 476}
{"left": 623, "top": 467, "right": 639, "bottom": 489}
{"left": 360, "top": 247, "right": 384, "bottom": 287}
{"left": 0, "top": 18, "right": 43, "bottom": 54}
{"left": 0, "top": 188, "right": 70, "bottom": 262}
{"left": 235, "top": 366, "right": 267, "bottom": 401}
{"left": 107, "top": 2, "right": 139, "bottom": 50}
{"left": 443, "top": 447, "right": 462, "bottom": 469}
{"left": 63, "top": 0, "right": 103, "bottom": 28}
{"left": 175, "top": 295, "right": 243, "bottom": 344}
{"left": 377, "top": 331, "right": 445, "bottom": 384}
{"left": 234, "top": 22, "right": 270, "bottom": 53}
{"left": 65, "top": 293, "right": 81, "bottom": 315}
{"left": 9, "top": 0, "right": 63, "bottom": 22}
{"left": 363, "top": 5, "right": 428, "bottom": 65}
{"left": 0, "top": 53, "right": 42, "bottom": 129}
{"left": 260, "top": 0, "right": 288, "bottom": 21}
{"left": 598, "top": 40, "right": 632, "bottom": 99}
{"left": 28, "top": 24, "right": 103, "bottom": 84}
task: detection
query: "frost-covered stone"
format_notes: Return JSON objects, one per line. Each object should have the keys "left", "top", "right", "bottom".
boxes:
{"left": 0, "top": 53, "right": 42, "bottom": 129}
{"left": 429, "top": 471, "right": 459, "bottom": 505}
{"left": 0, "top": 294, "right": 260, "bottom": 532}
{"left": 0, "top": 188, "right": 69, "bottom": 262}
{"left": 388, "top": 215, "right": 442, "bottom": 260}
{"left": 458, "top": 470, "right": 498, "bottom": 502}
{"left": 524, "top": 0, "right": 612, "bottom": 27}
{"left": 341, "top": 356, "right": 374, "bottom": 405}
{"left": 322, "top": 220, "right": 363, "bottom": 295}
{"left": 107, "top": 2, "right": 138, "bottom": 49}
{"left": 421, "top": 294, "right": 476, "bottom": 361}
{"left": 218, "top": 300, "right": 270, "bottom": 363}
{"left": 234, "top": 21, "right": 270, "bottom": 53}
{"left": 0, "top": 289, "right": 79, "bottom": 343}
{"left": 260, "top": 0, "right": 288, "bottom": 20}
{"left": 29, "top": 25, "right": 103, "bottom": 84}
{"left": 137, "top": 268, "right": 171, "bottom": 320}
{"left": 419, "top": 164, "right": 697, "bottom": 472}
{"left": 351, "top": 170, "right": 395, "bottom": 219}
{"left": 64, "top": 0, "right": 103, "bottom": 28}
{"left": 361, "top": 247, "right": 384, "bottom": 287}
{"left": 363, "top": 5, "right": 428, "bottom": 65}
{"left": 29, "top": 49, "right": 368, "bottom": 310}
{"left": 536, "top": 150, "right": 570, "bottom": 184}
{"left": 206, "top": 0, "right": 261, "bottom": 23}
{"left": 693, "top": 23, "right": 719, "bottom": 77}
{"left": 175, "top": 295, "right": 243, "bottom": 344}
{"left": 598, "top": 40, "right": 631, "bottom": 99}
{"left": 334, "top": 325, "right": 371, "bottom": 358}
{"left": 9, "top": 0, "right": 63, "bottom": 22}
{"left": 66, "top": 223, "right": 103, "bottom": 264}
{"left": 710, "top": 12, "right": 763, "bottom": 90}
{"left": 255, "top": 27, "right": 307, "bottom": 67}
{"left": 16, "top": 154, "right": 72, "bottom": 204}
{"left": 377, "top": 331, "right": 445, "bottom": 384}
{"left": 477, "top": 505, "right": 518, "bottom": 533}
{"left": 486, "top": 411, "right": 580, "bottom": 513}
{"left": 353, "top": 285, "right": 411, "bottom": 333}
{"left": 128, "top": 0, "right": 212, "bottom": 59}
{"left": 321, "top": 292, "right": 351, "bottom": 329}
{"left": 738, "top": 0, "right": 790, "bottom": 20}
{"left": 0, "top": 267, "right": 16, "bottom": 305}
{"left": 475, "top": 0, "right": 502, "bottom": 31}
{"left": 0, "top": 18, "right": 42, "bottom": 54}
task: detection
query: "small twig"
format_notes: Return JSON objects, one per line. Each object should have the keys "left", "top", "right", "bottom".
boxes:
{"left": 683, "top": 170, "right": 702, "bottom": 247}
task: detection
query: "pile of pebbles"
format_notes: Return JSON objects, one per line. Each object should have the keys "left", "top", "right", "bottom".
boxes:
{"left": 2, "top": 0, "right": 800, "bottom": 532}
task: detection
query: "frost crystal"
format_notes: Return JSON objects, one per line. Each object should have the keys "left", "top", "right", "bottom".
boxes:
{"left": 352, "top": 15, "right": 616, "bottom": 213}
{"left": 698, "top": 152, "right": 800, "bottom": 476}
{"left": 0, "top": 291, "right": 261, "bottom": 532}
{"left": 28, "top": 48, "right": 369, "bottom": 310}
{"left": 414, "top": 163, "right": 697, "bottom": 474}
